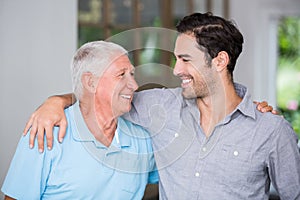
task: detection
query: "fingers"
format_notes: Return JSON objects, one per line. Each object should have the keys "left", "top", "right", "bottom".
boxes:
{"left": 26, "top": 118, "right": 68, "bottom": 152}
{"left": 23, "top": 95, "right": 70, "bottom": 152}
{"left": 45, "top": 125, "right": 54, "bottom": 151}
{"left": 255, "top": 101, "right": 280, "bottom": 114}
{"left": 263, "top": 105, "right": 273, "bottom": 112}
{"left": 37, "top": 124, "right": 45, "bottom": 153}
{"left": 29, "top": 118, "right": 38, "bottom": 149}
{"left": 42, "top": 118, "right": 68, "bottom": 151}
{"left": 272, "top": 109, "right": 280, "bottom": 115}
{"left": 23, "top": 116, "right": 33, "bottom": 136}
{"left": 27, "top": 116, "right": 54, "bottom": 152}
{"left": 256, "top": 101, "right": 268, "bottom": 111}
{"left": 58, "top": 119, "right": 67, "bottom": 143}
{"left": 256, "top": 101, "right": 274, "bottom": 112}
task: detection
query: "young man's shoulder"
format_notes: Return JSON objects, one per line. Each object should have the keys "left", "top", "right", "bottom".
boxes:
{"left": 119, "top": 117, "right": 152, "bottom": 142}
{"left": 255, "top": 110, "right": 297, "bottom": 141}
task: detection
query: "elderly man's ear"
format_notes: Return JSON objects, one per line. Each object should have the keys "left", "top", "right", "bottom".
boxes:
{"left": 82, "top": 72, "right": 98, "bottom": 93}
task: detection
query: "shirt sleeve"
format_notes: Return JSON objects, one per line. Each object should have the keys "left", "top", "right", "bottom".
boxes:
{"left": 1, "top": 133, "right": 54, "bottom": 200}
{"left": 268, "top": 118, "right": 300, "bottom": 200}
{"left": 147, "top": 136, "right": 159, "bottom": 184}
{"left": 124, "top": 88, "right": 181, "bottom": 128}
{"left": 147, "top": 164, "right": 159, "bottom": 184}
{"left": 148, "top": 170, "right": 159, "bottom": 184}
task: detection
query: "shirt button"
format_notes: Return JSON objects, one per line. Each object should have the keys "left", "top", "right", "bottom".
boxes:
{"left": 202, "top": 147, "right": 207, "bottom": 152}
{"left": 195, "top": 172, "right": 200, "bottom": 177}
{"left": 174, "top": 133, "right": 179, "bottom": 138}
{"left": 233, "top": 151, "right": 239, "bottom": 156}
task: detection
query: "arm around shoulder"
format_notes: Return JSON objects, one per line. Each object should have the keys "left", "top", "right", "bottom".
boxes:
{"left": 23, "top": 93, "right": 76, "bottom": 152}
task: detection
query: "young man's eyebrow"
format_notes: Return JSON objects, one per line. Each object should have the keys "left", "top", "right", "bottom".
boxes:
{"left": 177, "top": 54, "right": 192, "bottom": 58}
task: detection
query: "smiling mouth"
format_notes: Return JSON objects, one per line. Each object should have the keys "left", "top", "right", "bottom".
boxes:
{"left": 181, "top": 78, "right": 192, "bottom": 88}
{"left": 182, "top": 79, "right": 191, "bottom": 84}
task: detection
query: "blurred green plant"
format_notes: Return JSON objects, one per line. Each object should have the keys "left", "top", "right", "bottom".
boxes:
{"left": 277, "top": 17, "right": 300, "bottom": 139}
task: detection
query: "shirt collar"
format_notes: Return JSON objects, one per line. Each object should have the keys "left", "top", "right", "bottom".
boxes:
{"left": 71, "top": 102, "right": 131, "bottom": 149}
{"left": 234, "top": 86, "right": 256, "bottom": 120}
{"left": 183, "top": 83, "right": 256, "bottom": 123}
{"left": 222, "top": 83, "right": 256, "bottom": 124}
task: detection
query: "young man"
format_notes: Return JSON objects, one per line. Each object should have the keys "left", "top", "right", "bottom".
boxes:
{"left": 22, "top": 13, "right": 300, "bottom": 199}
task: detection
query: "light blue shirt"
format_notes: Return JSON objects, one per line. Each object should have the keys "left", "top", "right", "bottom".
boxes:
{"left": 2, "top": 103, "right": 158, "bottom": 200}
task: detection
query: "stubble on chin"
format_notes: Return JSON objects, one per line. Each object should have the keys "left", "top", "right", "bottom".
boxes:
{"left": 182, "top": 88, "right": 197, "bottom": 99}
{"left": 182, "top": 85, "right": 211, "bottom": 99}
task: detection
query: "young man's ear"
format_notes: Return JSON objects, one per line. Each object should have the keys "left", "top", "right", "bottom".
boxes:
{"left": 81, "top": 72, "right": 97, "bottom": 93}
{"left": 213, "top": 51, "right": 229, "bottom": 72}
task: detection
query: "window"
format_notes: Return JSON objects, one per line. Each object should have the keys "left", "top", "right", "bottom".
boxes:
{"left": 78, "top": 0, "right": 229, "bottom": 91}
{"left": 78, "top": 0, "right": 229, "bottom": 63}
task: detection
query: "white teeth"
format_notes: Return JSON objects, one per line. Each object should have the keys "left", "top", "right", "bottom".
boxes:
{"left": 182, "top": 79, "right": 191, "bottom": 84}
{"left": 121, "top": 95, "right": 131, "bottom": 99}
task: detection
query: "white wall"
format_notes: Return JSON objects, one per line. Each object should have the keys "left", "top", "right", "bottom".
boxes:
{"left": 230, "top": 0, "right": 300, "bottom": 106}
{"left": 0, "top": 0, "right": 77, "bottom": 198}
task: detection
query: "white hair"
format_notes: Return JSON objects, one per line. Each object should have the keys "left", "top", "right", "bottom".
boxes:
{"left": 71, "top": 41, "right": 127, "bottom": 99}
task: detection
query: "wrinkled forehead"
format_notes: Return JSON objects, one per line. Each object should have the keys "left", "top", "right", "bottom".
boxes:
{"left": 110, "top": 54, "right": 132, "bottom": 67}
{"left": 104, "top": 54, "right": 133, "bottom": 73}
{"left": 103, "top": 50, "right": 128, "bottom": 66}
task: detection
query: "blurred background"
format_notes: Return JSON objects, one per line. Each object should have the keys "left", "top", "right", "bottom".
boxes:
{"left": 0, "top": 0, "right": 299, "bottom": 199}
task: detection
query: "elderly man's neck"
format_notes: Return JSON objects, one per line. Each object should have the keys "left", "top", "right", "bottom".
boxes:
{"left": 79, "top": 100, "right": 117, "bottom": 147}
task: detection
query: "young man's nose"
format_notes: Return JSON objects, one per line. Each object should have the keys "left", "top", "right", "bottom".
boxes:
{"left": 173, "top": 60, "right": 183, "bottom": 76}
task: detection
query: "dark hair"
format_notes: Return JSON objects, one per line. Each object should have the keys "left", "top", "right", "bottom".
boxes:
{"left": 176, "top": 12, "right": 244, "bottom": 79}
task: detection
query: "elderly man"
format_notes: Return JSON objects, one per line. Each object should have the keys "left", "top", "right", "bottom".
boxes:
{"left": 1, "top": 41, "right": 158, "bottom": 199}
{"left": 21, "top": 13, "right": 300, "bottom": 199}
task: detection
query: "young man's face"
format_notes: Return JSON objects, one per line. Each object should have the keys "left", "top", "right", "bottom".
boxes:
{"left": 95, "top": 54, "right": 138, "bottom": 117}
{"left": 173, "top": 33, "right": 218, "bottom": 99}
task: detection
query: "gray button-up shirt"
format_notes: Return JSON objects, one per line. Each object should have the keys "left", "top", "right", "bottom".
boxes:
{"left": 125, "top": 83, "right": 300, "bottom": 200}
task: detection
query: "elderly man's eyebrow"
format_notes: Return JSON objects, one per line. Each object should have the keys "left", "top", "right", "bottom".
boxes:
{"left": 115, "top": 66, "right": 134, "bottom": 73}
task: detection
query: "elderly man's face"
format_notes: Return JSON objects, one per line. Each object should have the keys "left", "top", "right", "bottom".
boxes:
{"left": 94, "top": 55, "right": 138, "bottom": 117}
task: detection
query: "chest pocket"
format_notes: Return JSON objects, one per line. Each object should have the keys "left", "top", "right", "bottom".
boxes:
{"left": 217, "top": 144, "right": 253, "bottom": 188}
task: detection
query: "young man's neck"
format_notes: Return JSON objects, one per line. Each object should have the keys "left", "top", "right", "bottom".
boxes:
{"left": 197, "top": 82, "right": 242, "bottom": 137}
